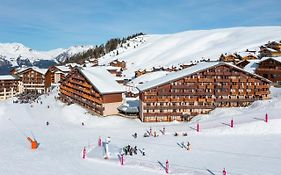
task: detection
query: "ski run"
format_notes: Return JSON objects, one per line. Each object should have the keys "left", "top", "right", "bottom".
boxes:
{"left": 0, "top": 86, "right": 281, "bottom": 175}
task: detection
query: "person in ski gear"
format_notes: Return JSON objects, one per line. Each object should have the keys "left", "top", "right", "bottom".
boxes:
{"left": 134, "top": 146, "right": 138, "bottom": 154}
{"left": 133, "top": 132, "right": 137, "bottom": 138}
{"left": 141, "top": 148, "right": 145, "bottom": 156}
{"left": 187, "top": 141, "right": 191, "bottom": 150}
{"left": 143, "top": 132, "right": 149, "bottom": 137}
{"left": 46, "top": 121, "right": 49, "bottom": 126}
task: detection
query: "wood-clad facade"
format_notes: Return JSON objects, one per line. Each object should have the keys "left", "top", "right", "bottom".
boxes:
{"left": 45, "top": 66, "right": 70, "bottom": 92}
{"left": 255, "top": 58, "right": 281, "bottom": 83}
{"left": 259, "top": 46, "right": 281, "bottom": 57}
{"left": 138, "top": 63, "right": 271, "bottom": 122}
{"left": 15, "top": 68, "right": 46, "bottom": 94}
{"left": 59, "top": 68, "right": 124, "bottom": 116}
{"left": 0, "top": 76, "right": 23, "bottom": 100}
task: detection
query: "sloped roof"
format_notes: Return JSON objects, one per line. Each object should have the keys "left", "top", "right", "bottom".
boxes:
{"left": 16, "top": 67, "right": 48, "bottom": 75}
{"left": 259, "top": 56, "right": 281, "bottom": 64}
{"left": 55, "top": 66, "right": 71, "bottom": 72}
{"left": 137, "top": 62, "right": 270, "bottom": 92}
{"left": 79, "top": 67, "right": 125, "bottom": 94}
{"left": 0, "top": 75, "right": 19, "bottom": 80}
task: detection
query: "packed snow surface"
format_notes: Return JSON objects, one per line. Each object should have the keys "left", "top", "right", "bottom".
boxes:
{"left": 0, "top": 87, "right": 281, "bottom": 175}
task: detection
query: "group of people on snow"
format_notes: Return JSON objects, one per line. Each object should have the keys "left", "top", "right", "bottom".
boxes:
{"left": 122, "top": 145, "right": 145, "bottom": 156}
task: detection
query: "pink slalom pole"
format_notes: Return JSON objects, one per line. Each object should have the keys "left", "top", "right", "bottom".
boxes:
{"left": 165, "top": 160, "right": 169, "bottom": 174}
{"left": 230, "top": 119, "right": 234, "bottom": 128}
{"left": 265, "top": 113, "right": 268, "bottom": 123}
{"left": 121, "top": 154, "right": 124, "bottom": 165}
{"left": 223, "top": 168, "right": 227, "bottom": 175}
{"left": 82, "top": 147, "right": 86, "bottom": 159}
{"left": 196, "top": 123, "right": 200, "bottom": 132}
{"left": 98, "top": 137, "right": 102, "bottom": 147}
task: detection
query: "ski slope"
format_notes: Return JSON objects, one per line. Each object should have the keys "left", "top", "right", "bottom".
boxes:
{"left": 0, "top": 87, "right": 281, "bottom": 175}
{"left": 98, "top": 26, "right": 281, "bottom": 78}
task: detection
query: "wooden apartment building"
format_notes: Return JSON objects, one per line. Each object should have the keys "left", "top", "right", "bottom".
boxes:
{"left": 137, "top": 62, "right": 271, "bottom": 122}
{"left": 0, "top": 75, "right": 24, "bottom": 100}
{"left": 45, "top": 65, "right": 71, "bottom": 92}
{"left": 255, "top": 57, "right": 281, "bottom": 83}
{"left": 259, "top": 46, "right": 281, "bottom": 57}
{"left": 59, "top": 67, "right": 125, "bottom": 116}
{"left": 12, "top": 67, "right": 47, "bottom": 94}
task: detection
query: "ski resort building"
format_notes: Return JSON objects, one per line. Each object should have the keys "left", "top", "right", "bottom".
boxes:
{"left": 0, "top": 75, "right": 23, "bottom": 100}
{"left": 137, "top": 62, "right": 271, "bottom": 122}
{"left": 12, "top": 67, "right": 47, "bottom": 94}
{"left": 259, "top": 46, "right": 281, "bottom": 57}
{"left": 45, "top": 65, "right": 71, "bottom": 92}
{"left": 59, "top": 67, "right": 125, "bottom": 116}
{"left": 255, "top": 57, "right": 281, "bottom": 83}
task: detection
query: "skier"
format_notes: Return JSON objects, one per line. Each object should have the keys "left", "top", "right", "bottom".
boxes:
{"left": 81, "top": 122, "right": 85, "bottom": 126}
{"left": 141, "top": 148, "right": 145, "bottom": 156}
{"left": 223, "top": 168, "right": 227, "bottom": 175}
{"left": 149, "top": 127, "right": 152, "bottom": 136}
{"left": 163, "top": 127, "right": 166, "bottom": 135}
{"left": 134, "top": 146, "right": 138, "bottom": 155}
{"left": 46, "top": 121, "right": 49, "bottom": 126}
{"left": 124, "top": 146, "right": 128, "bottom": 155}
{"left": 187, "top": 141, "right": 191, "bottom": 151}
{"left": 133, "top": 132, "right": 137, "bottom": 138}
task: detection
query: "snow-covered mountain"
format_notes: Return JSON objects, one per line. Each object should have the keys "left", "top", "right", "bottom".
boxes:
{"left": 98, "top": 26, "right": 281, "bottom": 78}
{"left": 0, "top": 43, "right": 94, "bottom": 74}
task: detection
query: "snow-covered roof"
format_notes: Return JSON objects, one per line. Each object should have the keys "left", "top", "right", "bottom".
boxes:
{"left": 266, "top": 48, "right": 278, "bottom": 52}
{"left": 259, "top": 56, "right": 281, "bottom": 63}
{"left": 238, "top": 51, "right": 257, "bottom": 58}
{"left": 55, "top": 66, "right": 71, "bottom": 72}
{"left": 102, "top": 66, "right": 121, "bottom": 71}
{"left": 127, "top": 71, "right": 170, "bottom": 87}
{"left": 243, "top": 60, "right": 260, "bottom": 74}
{"left": 137, "top": 62, "right": 270, "bottom": 91}
{"left": 16, "top": 67, "right": 48, "bottom": 75}
{"left": 79, "top": 67, "right": 125, "bottom": 94}
{"left": 0, "top": 75, "right": 19, "bottom": 80}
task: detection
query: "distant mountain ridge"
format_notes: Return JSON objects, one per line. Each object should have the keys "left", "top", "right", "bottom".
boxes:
{"left": 0, "top": 43, "right": 94, "bottom": 74}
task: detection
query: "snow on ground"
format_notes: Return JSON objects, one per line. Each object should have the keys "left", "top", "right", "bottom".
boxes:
{"left": 1, "top": 87, "right": 281, "bottom": 175}
{"left": 98, "top": 26, "right": 281, "bottom": 78}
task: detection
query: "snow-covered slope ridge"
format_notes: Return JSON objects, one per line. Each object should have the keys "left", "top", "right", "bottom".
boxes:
{"left": 98, "top": 26, "right": 281, "bottom": 77}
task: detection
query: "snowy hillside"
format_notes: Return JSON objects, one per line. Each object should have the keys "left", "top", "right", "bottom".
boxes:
{"left": 0, "top": 87, "right": 281, "bottom": 175}
{"left": 98, "top": 26, "right": 281, "bottom": 78}
{"left": 0, "top": 43, "right": 94, "bottom": 70}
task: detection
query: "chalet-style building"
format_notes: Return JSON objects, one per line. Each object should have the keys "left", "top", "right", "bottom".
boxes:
{"left": 45, "top": 66, "right": 71, "bottom": 92}
{"left": 235, "top": 60, "right": 250, "bottom": 69}
{"left": 259, "top": 46, "right": 281, "bottom": 57}
{"left": 255, "top": 57, "right": 281, "bottom": 83}
{"left": 0, "top": 75, "right": 23, "bottom": 100}
{"left": 239, "top": 52, "right": 258, "bottom": 61}
{"left": 109, "top": 59, "right": 126, "bottom": 69}
{"left": 12, "top": 67, "right": 47, "bottom": 94}
{"left": 59, "top": 67, "right": 125, "bottom": 116}
{"left": 103, "top": 66, "right": 122, "bottom": 77}
{"left": 219, "top": 53, "right": 239, "bottom": 62}
{"left": 137, "top": 62, "right": 271, "bottom": 122}
{"left": 265, "top": 41, "right": 281, "bottom": 51}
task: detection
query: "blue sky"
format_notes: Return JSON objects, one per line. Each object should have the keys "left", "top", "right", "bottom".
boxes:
{"left": 0, "top": 0, "right": 280, "bottom": 50}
